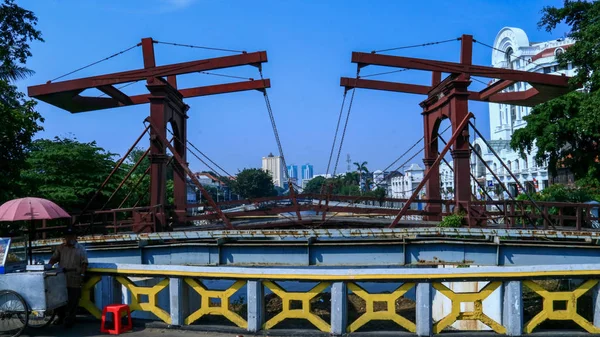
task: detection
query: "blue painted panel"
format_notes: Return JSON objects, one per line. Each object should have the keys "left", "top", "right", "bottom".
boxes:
{"left": 220, "top": 245, "right": 308, "bottom": 265}
{"left": 499, "top": 246, "right": 600, "bottom": 266}
{"left": 310, "top": 244, "right": 404, "bottom": 266}
{"left": 143, "top": 246, "right": 218, "bottom": 265}
{"left": 407, "top": 244, "right": 497, "bottom": 265}
{"left": 88, "top": 248, "right": 142, "bottom": 264}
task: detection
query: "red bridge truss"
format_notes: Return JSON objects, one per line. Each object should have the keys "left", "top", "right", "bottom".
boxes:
{"left": 28, "top": 35, "right": 589, "bottom": 235}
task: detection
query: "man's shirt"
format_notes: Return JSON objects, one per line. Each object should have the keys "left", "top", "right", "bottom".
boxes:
{"left": 51, "top": 242, "right": 88, "bottom": 288}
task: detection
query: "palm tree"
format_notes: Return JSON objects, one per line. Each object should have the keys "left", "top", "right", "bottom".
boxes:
{"left": 0, "top": 65, "right": 34, "bottom": 82}
{"left": 353, "top": 161, "right": 369, "bottom": 191}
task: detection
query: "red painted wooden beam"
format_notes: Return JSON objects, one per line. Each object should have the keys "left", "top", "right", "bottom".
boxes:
{"left": 129, "top": 79, "right": 271, "bottom": 104}
{"left": 340, "top": 77, "right": 431, "bottom": 95}
{"left": 350, "top": 52, "right": 570, "bottom": 87}
{"left": 28, "top": 51, "right": 268, "bottom": 97}
{"left": 34, "top": 79, "right": 270, "bottom": 113}
{"left": 478, "top": 80, "right": 514, "bottom": 100}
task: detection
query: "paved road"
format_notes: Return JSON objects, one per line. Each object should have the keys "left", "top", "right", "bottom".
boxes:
{"left": 20, "top": 325, "right": 236, "bottom": 337}
{"left": 17, "top": 321, "right": 600, "bottom": 337}
{"left": 19, "top": 325, "right": 600, "bottom": 337}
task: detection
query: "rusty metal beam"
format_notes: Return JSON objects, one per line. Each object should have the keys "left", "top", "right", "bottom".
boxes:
{"left": 130, "top": 79, "right": 271, "bottom": 104}
{"left": 479, "top": 80, "right": 514, "bottom": 100}
{"left": 350, "top": 52, "right": 570, "bottom": 87}
{"left": 97, "top": 85, "right": 134, "bottom": 105}
{"left": 287, "top": 182, "right": 302, "bottom": 221}
{"left": 28, "top": 51, "right": 268, "bottom": 97}
{"left": 145, "top": 118, "right": 234, "bottom": 229}
{"left": 389, "top": 112, "right": 474, "bottom": 228}
{"left": 340, "top": 76, "right": 556, "bottom": 107}
{"left": 40, "top": 79, "right": 271, "bottom": 113}
{"left": 340, "top": 77, "right": 431, "bottom": 95}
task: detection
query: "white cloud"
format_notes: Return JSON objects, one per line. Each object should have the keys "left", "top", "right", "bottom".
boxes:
{"left": 161, "top": 0, "right": 196, "bottom": 9}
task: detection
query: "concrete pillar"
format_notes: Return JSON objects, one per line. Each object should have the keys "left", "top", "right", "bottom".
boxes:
{"left": 330, "top": 282, "right": 347, "bottom": 335}
{"left": 247, "top": 280, "right": 264, "bottom": 332}
{"left": 593, "top": 282, "right": 600, "bottom": 328}
{"left": 169, "top": 277, "right": 188, "bottom": 326}
{"left": 502, "top": 281, "right": 523, "bottom": 336}
{"left": 416, "top": 282, "right": 432, "bottom": 337}
{"left": 100, "top": 276, "right": 122, "bottom": 309}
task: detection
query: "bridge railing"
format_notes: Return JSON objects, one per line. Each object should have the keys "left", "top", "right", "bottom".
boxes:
{"left": 82, "top": 262, "right": 600, "bottom": 336}
{"left": 469, "top": 200, "right": 600, "bottom": 229}
{"left": 48, "top": 195, "right": 599, "bottom": 234}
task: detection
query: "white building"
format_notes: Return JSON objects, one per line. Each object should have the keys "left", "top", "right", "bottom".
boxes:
{"left": 387, "top": 164, "right": 425, "bottom": 199}
{"left": 439, "top": 161, "right": 455, "bottom": 199}
{"left": 262, "top": 153, "right": 285, "bottom": 188}
{"left": 471, "top": 27, "right": 576, "bottom": 197}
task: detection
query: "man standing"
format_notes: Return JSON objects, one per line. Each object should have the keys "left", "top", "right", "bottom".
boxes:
{"left": 48, "top": 228, "right": 88, "bottom": 328}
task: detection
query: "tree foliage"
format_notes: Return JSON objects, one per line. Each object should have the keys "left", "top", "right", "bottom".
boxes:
{"left": 511, "top": 0, "right": 600, "bottom": 181}
{"left": 0, "top": 81, "right": 43, "bottom": 203}
{"left": 20, "top": 137, "right": 119, "bottom": 213}
{"left": 0, "top": 0, "right": 44, "bottom": 203}
{"left": 0, "top": 0, "right": 43, "bottom": 81}
{"left": 303, "top": 176, "right": 326, "bottom": 194}
{"left": 231, "top": 168, "right": 276, "bottom": 199}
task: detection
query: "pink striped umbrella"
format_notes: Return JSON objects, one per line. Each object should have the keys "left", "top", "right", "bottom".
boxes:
{"left": 0, "top": 197, "right": 70, "bottom": 221}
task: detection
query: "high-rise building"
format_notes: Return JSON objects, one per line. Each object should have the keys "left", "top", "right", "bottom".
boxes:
{"left": 301, "top": 164, "right": 314, "bottom": 181}
{"left": 287, "top": 165, "right": 298, "bottom": 180}
{"left": 262, "top": 153, "right": 285, "bottom": 188}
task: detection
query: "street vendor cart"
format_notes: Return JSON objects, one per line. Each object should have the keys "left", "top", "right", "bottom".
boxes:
{"left": 0, "top": 197, "right": 72, "bottom": 336}
{"left": 0, "top": 237, "right": 67, "bottom": 337}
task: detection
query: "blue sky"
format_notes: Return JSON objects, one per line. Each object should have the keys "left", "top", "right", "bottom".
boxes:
{"left": 17, "top": 0, "right": 569, "bottom": 175}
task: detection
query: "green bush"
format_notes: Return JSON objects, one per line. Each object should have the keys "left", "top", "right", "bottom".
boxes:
{"left": 438, "top": 212, "right": 465, "bottom": 228}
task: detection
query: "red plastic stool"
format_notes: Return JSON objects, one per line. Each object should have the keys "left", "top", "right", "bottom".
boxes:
{"left": 101, "top": 304, "right": 132, "bottom": 335}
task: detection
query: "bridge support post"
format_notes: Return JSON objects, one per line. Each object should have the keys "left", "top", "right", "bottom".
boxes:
{"left": 331, "top": 282, "right": 347, "bottom": 335}
{"left": 502, "top": 281, "right": 523, "bottom": 336}
{"left": 169, "top": 277, "right": 188, "bottom": 326}
{"left": 100, "top": 276, "right": 122, "bottom": 310}
{"left": 416, "top": 282, "right": 433, "bottom": 336}
{"left": 594, "top": 282, "right": 600, "bottom": 328}
{"left": 247, "top": 280, "right": 264, "bottom": 332}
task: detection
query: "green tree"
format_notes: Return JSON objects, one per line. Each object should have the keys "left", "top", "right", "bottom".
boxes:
{"left": 20, "top": 137, "right": 118, "bottom": 213}
{"left": 511, "top": 0, "right": 600, "bottom": 181}
{"left": 231, "top": 168, "right": 276, "bottom": 199}
{"left": 0, "top": 81, "right": 43, "bottom": 203}
{"left": 0, "top": 0, "right": 44, "bottom": 203}
{"left": 303, "top": 176, "right": 326, "bottom": 194}
{"left": 0, "top": 0, "right": 43, "bottom": 81}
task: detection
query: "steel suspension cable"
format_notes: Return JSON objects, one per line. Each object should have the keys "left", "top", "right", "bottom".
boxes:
{"left": 166, "top": 129, "right": 232, "bottom": 179}
{"left": 319, "top": 124, "right": 453, "bottom": 225}
{"left": 259, "top": 68, "right": 290, "bottom": 181}
{"left": 372, "top": 37, "right": 461, "bottom": 54}
{"left": 153, "top": 40, "right": 246, "bottom": 54}
{"left": 473, "top": 39, "right": 542, "bottom": 70}
{"left": 169, "top": 132, "right": 299, "bottom": 222}
{"left": 325, "top": 91, "right": 348, "bottom": 177}
{"left": 360, "top": 68, "right": 409, "bottom": 78}
{"left": 50, "top": 43, "right": 141, "bottom": 82}
{"left": 333, "top": 69, "right": 360, "bottom": 176}
{"left": 199, "top": 71, "right": 253, "bottom": 81}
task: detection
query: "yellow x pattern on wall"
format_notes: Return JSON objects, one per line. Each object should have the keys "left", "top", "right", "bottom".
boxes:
{"left": 432, "top": 281, "right": 505, "bottom": 334}
{"left": 79, "top": 275, "right": 102, "bottom": 319}
{"left": 183, "top": 278, "right": 247, "bottom": 328}
{"left": 263, "top": 281, "right": 330, "bottom": 332}
{"left": 116, "top": 276, "right": 171, "bottom": 324}
{"left": 523, "top": 279, "right": 600, "bottom": 333}
{"left": 347, "top": 282, "right": 416, "bottom": 333}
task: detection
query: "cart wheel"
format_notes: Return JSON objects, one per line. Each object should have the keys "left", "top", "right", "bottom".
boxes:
{"left": 27, "top": 309, "right": 56, "bottom": 329}
{"left": 0, "top": 290, "right": 28, "bottom": 337}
